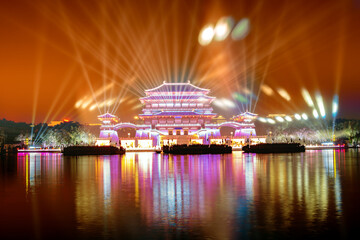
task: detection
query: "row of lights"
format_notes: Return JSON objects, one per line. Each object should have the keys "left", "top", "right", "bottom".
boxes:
{"left": 198, "top": 17, "right": 250, "bottom": 46}
{"left": 257, "top": 113, "right": 309, "bottom": 124}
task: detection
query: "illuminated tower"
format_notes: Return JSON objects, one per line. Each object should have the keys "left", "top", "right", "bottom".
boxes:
{"left": 98, "top": 113, "right": 120, "bottom": 145}
{"left": 139, "top": 81, "right": 216, "bottom": 136}
{"left": 231, "top": 112, "right": 257, "bottom": 137}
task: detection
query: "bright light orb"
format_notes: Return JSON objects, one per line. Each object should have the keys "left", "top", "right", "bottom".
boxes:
{"left": 275, "top": 116, "right": 285, "bottom": 122}
{"left": 214, "top": 17, "right": 234, "bottom": 41}
{"left": 315, "top": 92, "right": 326, "bottom": 118}
{"left": 267, "top": 118, "right": 276, "bottom": 124}
{"left": 212, "top": 99, "right": 223, "bottom": 107}
{"left": 301, "top": 88, "right": 314, "bottom": 107}
{"left": 233, "top": 92, "right": 248, "bottom": 103}
{"left": 294, "top": 114, "right": 302, "bottom": 120}
{"left": 277, "top": 88, "right": 291, "bottom": 101}
{"left": 261, "top": 84, "right": 274, "bottom": 96}
{"left": 312, "top": 109, "right": 319, "bottom": 119}
{"left": 301, "top": 113, "right": 308, "bottom": 120}
{"left": 258, "top": 117, "right": 267, "bottom": 123}
{"left": 81, "top": 99, "right": 92, "bottom": 109}
{"left": 332, "top": 95, "right": 339, "bottom": 117}
{"left": 222, "top": 98, "right": 236, "bottom": 108}
{"left": 285, "top": 116, "right": 292, "bottom": 122}
{"left": 89, "top": 104, "right": 97, "bottom": 111}
{"left": 231, "top": 18, "right": 250, "bottom": 40}
{"left": 75, "top": 99, "right": 83, "bottom": 108}
{"left": 199, "top": 24, "right": 215, "bottom": 46}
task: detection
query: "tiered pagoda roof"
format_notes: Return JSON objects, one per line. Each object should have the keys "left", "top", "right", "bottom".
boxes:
{"left": 144, "top": 81, "right": 210, "bottom": 94}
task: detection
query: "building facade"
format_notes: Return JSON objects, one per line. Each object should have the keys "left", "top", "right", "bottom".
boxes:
{"left": 97, "top": 82, "right": 262, "bottom": 149}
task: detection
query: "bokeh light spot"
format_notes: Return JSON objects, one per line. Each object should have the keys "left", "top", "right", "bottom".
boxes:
{"left": 199, "top": 24, "right": 215, "bottom": 46}
{"left": 231, "top": 18, "right": 250, "bottom": 40}
{"left": 214, "top": 17, "right": 234, "bottom": 41}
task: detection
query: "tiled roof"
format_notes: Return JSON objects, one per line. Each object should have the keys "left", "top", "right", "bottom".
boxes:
{"left": 98, "top": 113, "right": 117, "bottom": 118}
{"left": 145, "top": 82, "right": 209, "bottom": 93}
{"left": 140, "top": 95, "right": 214, "bottom": 101}
{"left": 139, "top": 111, "right": 216, "bottom": 116}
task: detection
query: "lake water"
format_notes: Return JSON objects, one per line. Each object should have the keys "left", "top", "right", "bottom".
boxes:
{"left": 0, "top": 150, "right": 359, "bottom": 239}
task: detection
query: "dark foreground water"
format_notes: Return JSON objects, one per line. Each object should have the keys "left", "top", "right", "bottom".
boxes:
{"left": 1, "top": 150, "right": 360, "bottom": 239}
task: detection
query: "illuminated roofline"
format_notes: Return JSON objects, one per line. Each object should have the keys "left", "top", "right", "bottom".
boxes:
{"left": 145, "top": 81, "right": 210, "bottom": 93}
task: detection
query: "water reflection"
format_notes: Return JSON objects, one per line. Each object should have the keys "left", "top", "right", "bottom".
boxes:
{"left": 17, "top": 153, "right": 63, "bottom": 193}
{"left": 7, "top": 150, "right": 357, "bottom": 238}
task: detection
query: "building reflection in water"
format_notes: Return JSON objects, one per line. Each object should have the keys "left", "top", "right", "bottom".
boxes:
{"left": 15, "top": 150, "right": 346, "bottom": 238}
{"left": 17, "top": 153, "right": 63, "bottom": 194}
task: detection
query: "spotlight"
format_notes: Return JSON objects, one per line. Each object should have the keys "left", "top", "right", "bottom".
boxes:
{"left": 222, "top": 98, "right": 236, "bottom": 108}
{"left": 231, "top": 18, "right": 250, "bottom": 40}
{"left": 199, "top": 24, "right": 215, "bottom": 46}
{"left": 315, "top": 92, "right": 326, "bottom": 118}
{"left": 267, "top": 118, "right": 276, "bottom": 124}
{"left": 312, "top": 109, "right": 319, "bottom": 119}
{"left": 261, "top": 84, "right": 274, "bottom": 96}
{"left": 89, "top": 104, "right": 97, "bottom": 111}
{"left": 301, "top": 88, "right": 314, "bottom": 107}
{"left": 294, "top": 114, "right": 302, "bottom": 120}
{"left": 285, "top": 116, "right": 292, "bottom": 122}
{"left": 275, "top": 116, "right": 284, "bottom": 122}
{"left": 332, "top": 95, "right": 339, "bottom": 117}
{"left": 301, "top": 113, "right": 308, "bottom": 120}
{"left": 277, "top": 88, "right": 291, "bottom": 101}
{"left": 233, "top": 92, "right": 248, "bottom": 103}
{"left": 214, "top": 17, "right": 234, "bottom": 41}
{"left": 258, "top": 117, "right": 267, "bottom": 123}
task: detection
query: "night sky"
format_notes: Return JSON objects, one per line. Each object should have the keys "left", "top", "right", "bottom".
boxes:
{"left": 1, "top": 0, "right": 360, "bottom": 123}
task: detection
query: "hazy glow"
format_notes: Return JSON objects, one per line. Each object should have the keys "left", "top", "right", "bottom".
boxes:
{"left": 261, "top": 84, "right": 274, "bottom": 96}
{"left": 315, "top": 92, "right": 326, "bottom": 118}
{"left": 332, "top": 95, "right": 339, "bottom": 117}
{"left": 231, "top": 18, "right": 250, "bottom": 40}
{"left": 258, "top": 117, "right": 267, "bottom": 123}
{"left": 285, "top": 116, "right": 292, "bottom": 122}
{"left": 301, "top": 113, "right": 308, "bottom": 120}
{"left": 267, "top": 118, "right": 276, "bottom": 124}
{"left": 214, "top": 17, "right": 234, "bottom": 41}
{"left": 294, "top": 114, "right": 302, "bottom": 120}
{"left": 199, "top": 24, "right": 215, "bottom": 46}
{"left": 89, "top": 104, "right": 97, "bottom": 111}
{"left": 233, "top": 92, "right": 248, "bottom": 103}
{"left": 222, "top": 98, "right": 236, "bottom": 108}
{"left": 301, "top": 88, "right": 314, "bottom": 107}
{"left": 75, "top": 99, "right": 83, "bottom": 108}
{"left": 212, "top": 99, "right": 223, "bottom": 108}
{"left": 277, "top": 88, "right": 291, "bottom": 101}
{"left": 312, "top": 109, "right": 319, "bottom": 119}
{"left": 275, "top": 116, "right": 284, "bottom": 122}
{"left": 81, "top": 99, "right": 92, "bottom": 109}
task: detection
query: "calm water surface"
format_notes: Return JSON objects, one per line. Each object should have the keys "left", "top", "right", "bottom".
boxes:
{"left": 0, "top": 150, "right": 360, "bottom": 239}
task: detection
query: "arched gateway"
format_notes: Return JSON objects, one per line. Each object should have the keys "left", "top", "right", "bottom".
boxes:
{"left": 97, "top": 82, "right": 260, "bottom": 148}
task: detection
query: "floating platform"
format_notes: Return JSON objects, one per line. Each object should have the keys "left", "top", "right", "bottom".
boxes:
{"left": 63, "top": 146, "right": 125, "bottom": 156}
{"left": 163, "top": 144, "right": 232, "bottom": 154}
{"left": 305, "top": 145, "right": 347, "bottom": 150}
{"left": 18, "top": 148, "right": 62, "bottom": 153}
{"left": 242, "top": 143, "right": 305, "bottom": 153}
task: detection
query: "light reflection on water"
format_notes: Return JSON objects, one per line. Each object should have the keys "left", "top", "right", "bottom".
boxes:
{"left": 1, "top": 150, "right": 359, "bottom": 239}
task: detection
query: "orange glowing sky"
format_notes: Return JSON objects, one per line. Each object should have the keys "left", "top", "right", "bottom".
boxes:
{"left": 0, "top": 0, "right": 360, "bottom": 123}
